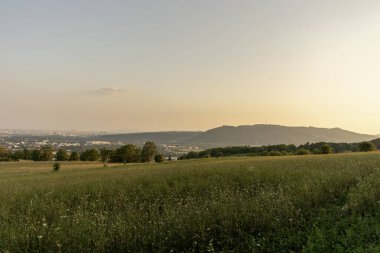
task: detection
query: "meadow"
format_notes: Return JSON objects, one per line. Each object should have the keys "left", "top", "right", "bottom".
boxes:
{"left": 0, "top": 153, "right": 379, "bottom": 252}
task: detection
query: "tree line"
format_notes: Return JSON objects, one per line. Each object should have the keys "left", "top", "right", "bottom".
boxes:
{"left": 0, "top": 141, "right": 166, "bottom": 163}
{"left": 1, "top": 139, "right": 378, "bottom": 162}
{"left": 178, "top": 140, "right": 379, "bottom": 160}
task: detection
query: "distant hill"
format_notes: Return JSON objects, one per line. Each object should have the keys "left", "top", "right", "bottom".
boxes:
{"left": 370, "top": 138, "right": 380, "bottom": 148}
{"left": 92, "top": 125, "right": 376, "bottom": 147}
{"left": 186, "top": 125, "right": 376, "bottom": 146}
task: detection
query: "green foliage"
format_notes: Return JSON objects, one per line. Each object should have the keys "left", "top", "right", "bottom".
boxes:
{"left": 179, "top": 140, "right": 380, "bottom": 160}
{"left": 359, "top": 141, "right": 377, "bottom": 152}
{"left": 52, "top": 162, "right": 60, "bottom": 172}
{"left": 11, "top": 150, "right": 24, "bottom": 161}
{"left": 80, "top": 149, "right": 100, "bottom": 161}
{"left": 154, "top": 154, "right": 164, "bottom": 163}
{"left": 179, "top": 151, "right": 199, "bottom": 160}
{"left": 371, "top": 138, "right": 380, "bottom": 149}
{"left": 268, "top": 151, "right": 282, "bottom": 156}
{"left": 0, "top": 153, "right": 379, "bottom": 252}
{"left": 69, "top": 151, "right": 79, "bottom": 161}
{"left": 0, "top": 146, "right": 10, "bottom": 161}
{"left": 296, "top": 148, "right": 311, "bottom": 155}
{"left": 40, "top": 146, "right": 54, "bottom": 161}
{"left": 141, "top": 141, "right": 158, "bottom": 162}
{"left": 56, "top": 149, "right": 68, "bottom": 161}
{"left": 112, "top": 144, "right": 141, "bottom": 163}
{"left": 31, "top": 149, "right": 42, "bottom": 161}
{"left": 23, "top": 148, "right": 31, "bottom": 160}
{"left": 100, "top": 148, "right": 114, "bottom": 163}
{"left": 320, "top": 144, "right": 333, "bottom": 154}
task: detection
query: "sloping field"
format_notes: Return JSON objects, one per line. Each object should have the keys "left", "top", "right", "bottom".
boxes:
{"left": 0, "top": 154, "right": 379, "bottom": 252}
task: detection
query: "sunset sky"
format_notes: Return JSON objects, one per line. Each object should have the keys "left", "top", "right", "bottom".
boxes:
{"left": 1, "top": 0, "right": 380, "bottom": 134}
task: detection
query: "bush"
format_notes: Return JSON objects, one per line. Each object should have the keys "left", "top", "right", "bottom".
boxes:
{"left": 358, "top": 141, "right": 377, "bottom": 152}
{"left": 52, "top": 162, "right": 60, "bottom": 172}
{"left": 69, "top": 152, "right": 80, "bottom": 161}
{"left": 56, "top": 149, "right": 68, "bottom": 161}
{"left": 268, "top": 151, "right": 282, "bottom": 156}
{"left": 296, "top": 148, "right": 311, "bottom": 155}
{"left": 141, "top": 142, "right": 158, "bottom": 162}
{"left": 320, "top": 144, "right": 333, "bottom": 154}
{"left": 80, "top": 149, "right": 100, "bottom": 161}
{"left": 154, "top": 154, "right": 164, "bottom": 163}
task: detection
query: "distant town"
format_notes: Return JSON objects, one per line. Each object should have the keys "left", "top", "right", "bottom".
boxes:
{"left": 0, "top": 129, "right": 201, "bottom": 158}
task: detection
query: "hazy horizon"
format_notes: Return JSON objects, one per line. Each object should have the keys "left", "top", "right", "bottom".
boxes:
{"left": 1, "top": 1, "right": 380, "bottom": 134}
{"left": 1, "top": 124, "right": 379, "bottom": 137}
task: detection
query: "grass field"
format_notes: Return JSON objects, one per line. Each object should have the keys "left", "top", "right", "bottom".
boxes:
{"left": 0, "top": 153, "right": 379, "bottom": 252}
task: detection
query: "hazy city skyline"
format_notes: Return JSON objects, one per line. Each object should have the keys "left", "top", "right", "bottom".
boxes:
{"left": 1, "top": 1, "right": 380, "bottom": 134}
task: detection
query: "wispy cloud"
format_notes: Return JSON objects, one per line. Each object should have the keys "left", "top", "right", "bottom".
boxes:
{"left": 87, "top": 87, "right": 131, "bottom": 96}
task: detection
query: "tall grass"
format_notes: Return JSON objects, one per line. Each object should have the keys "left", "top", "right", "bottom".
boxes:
{"left": 0, "top": 153, "right": 379, "bottom": 252}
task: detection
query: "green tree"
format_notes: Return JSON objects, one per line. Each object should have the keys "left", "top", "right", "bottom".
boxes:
{"left": 56, "top": 149, "right": 68, "bottom": 161}
{"left": 0, "top": 147, "right": 10, "bottom": 161}
{"left": 40, "top": 146, "right": 53, "bottom": 161}
{"left": 186, "top": 151, "right": 199, "bottom": 159}
{"left": 113, "top": 144, "right": 141, "bottom": 163}
{"left": 11, "top": 150, "right": 24, "bottom": 161}
{"left": 31, "top": 149, "right": 42, "bottom": 161}
{"left": 154, "top": 154, "right": 164, "bottom": 163}
{"left": 296, "top": 148, "right": 311, "bottom": 155}
{"left": 100, "top": 148, "right": 114, "bottom": 163}
{"left": 320, "top": 144, "right": 333, "bottom": 154}
{"left": 80, "top": 149, "right": 100, "bottom": 161}
{"left": 23, "top": 148, "right": 31, "bottom": 160}
{"left": 69, "top": 151, "right": 79, "bottom": 161}
{"left": 141, "top": 141, "right": 158, "bottom": 162}
{"left": 358, "top": 141, "right": 376, "bottom": 152}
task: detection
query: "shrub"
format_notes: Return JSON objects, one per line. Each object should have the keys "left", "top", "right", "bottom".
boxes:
{"left": 69, "top": 152, "right": 79, "bottom": 161}
{"left": 56, "top": 149, "right": 68, "bottom": 161}
{"left": 320, "top": 144, "right": 333, "bottom": 154}
{"left": 358, "top": 141, "right": 377, "bottom": 152}
{"left": 80, "top": 149, "right": 100, "bottom": 161}
{"left": 52, "top": 162, "right": 60, "bottom": 172}
{"left": 111, "top": 145, "right": 140, "bottom": 163}
{"left": 141, "top": 142, "right": 158, "bottom": 162}
{"left": 296, "top": 148, "right": 311, "bottom": 155}
{"left": 154, "top": 154, "right": 165, "bottom": 163}
{"left": 268, "top": 151, "right": 282, "bottom": 156}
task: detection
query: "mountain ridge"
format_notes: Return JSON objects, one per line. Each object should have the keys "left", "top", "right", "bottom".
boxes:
{"left": 92, "top": 124, "right": 376, "bottom": 147}
{"left": 185, "top": 124, "right": 375, "bottom": 146}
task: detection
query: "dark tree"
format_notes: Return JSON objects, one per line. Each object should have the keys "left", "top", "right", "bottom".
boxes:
{"left": 112, "top": 144, "right": 141, "bottom": 163}
{"left": 296, "top": 148, "right": 311, "bottom": 155}
{"left": 320, "top": 144, "right": 333, "bottom": 154}
{"left": 141, "top": 141, "right": 158, "bottom": 162}
{"left": 56, "top": 149, "right": 68, "bottom": 161}
{"left": 69, "top": 151, "right": 80, "bottom": 161}
{"left": 154, "top": 154, "right": 164, "bottom": 163}
{"left": 358, "top": 141, "right": 377, "bottom": 152}
{"left": 100, "top": 148, "right": 114, "bottom": 163}
{"left": 11, "top": 150, "right": 24, "bottom": 161}
{"left": 0, "top": 147, "right": 10, "bottom": 161}
{"left": 80, "top": 149, "right": 100, "bottom": 161}
{"left": 31, "top": 149, "right": 42, "bottom": 161}
{"left": 40, "top": 146, "right": 54, "bottom": 161}
{"left": 23, "top": 148, "right": 31, "bottom": 160}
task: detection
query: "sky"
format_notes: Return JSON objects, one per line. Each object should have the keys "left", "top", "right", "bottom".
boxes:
{"left": 1, "top": 0, "right": 380, "bottom": 134}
